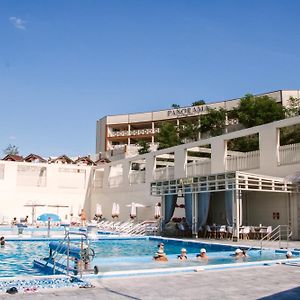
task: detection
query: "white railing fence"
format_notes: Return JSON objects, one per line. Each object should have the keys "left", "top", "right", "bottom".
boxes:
{"left": 129, "top": 170, "right": 146, "bottom": 185}
{"left": 153, "top": 166, "right": 175, "bottom": 181}
{"left": 185, "top": 160, "right": 211, "bottom": 177}
{"left": 279, "top": 143, "right": 300, "bottom": 166}
{"left": 109, "top": 128, "right": 160, "bottom": 137}
{"left": 108, "top": 175, "right": 123, "bottom": 188}
{"left": 226, "top": 150, "right": 260, "bottom": 171}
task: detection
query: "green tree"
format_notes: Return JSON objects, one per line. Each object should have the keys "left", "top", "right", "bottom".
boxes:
{"left": 192, "top": 100, "right": 206, "bottom": 106}
{"left": 137, "top": 140, "right": 150, "bottom": 155}
{"left": 285, "top": 97, "right": 300, "bottom": 118}
{"left": 234, "top": 94, "right": 285, "bottom": 128}
{"left": 3, "top": 144, "right": 19, "bottom": 155}
{"left": 179, "top": 118, "right": 200, "bottom": 142}
{"left": 228, "top": 134, "right": 259, "bottom": 152}
{"left": 200, "top": 107, "right": 227, "bottom": 137}
{"left": 155, "top": 122, "right": 181, "bottom": 149}
{"left": 171, "top": 104, "right": 180, "bottom": 108}
{"left": 280, "top": 124, "right": 300, "bottom": 145}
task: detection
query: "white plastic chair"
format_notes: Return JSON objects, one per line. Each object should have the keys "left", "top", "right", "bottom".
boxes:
{"left": 218, "top": 225, "right": 227, "bottom": 239}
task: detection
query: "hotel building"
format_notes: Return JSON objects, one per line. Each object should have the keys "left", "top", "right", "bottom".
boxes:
{"left": 0, "top": 89, "right": 299, "bottom": 242}
{"left": 96, "top": 90, "right": 300, "bottom": 159}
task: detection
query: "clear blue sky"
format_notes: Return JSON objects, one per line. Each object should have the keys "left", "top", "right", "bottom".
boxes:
{"left": 1, "top": 0, "right": 300, "bottom": 157}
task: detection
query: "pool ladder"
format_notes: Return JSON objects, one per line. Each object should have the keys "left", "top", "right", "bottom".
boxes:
{"left": 45, "top": 231, "right": 90, "bottom": 278}
{"left": 247, "top": 225, "right": 292, "bottom": 252}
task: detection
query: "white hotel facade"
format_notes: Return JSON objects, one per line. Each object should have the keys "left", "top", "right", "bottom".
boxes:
{"left": 96, "top": 90, "right": 300, "bottom": 159}
{"left": 0, "top": 90, "right": 300, "bottom": 240}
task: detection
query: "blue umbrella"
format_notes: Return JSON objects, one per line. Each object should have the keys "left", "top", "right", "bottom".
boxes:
{"left": 37, "top": 213, "right": 61, "bottom": 222}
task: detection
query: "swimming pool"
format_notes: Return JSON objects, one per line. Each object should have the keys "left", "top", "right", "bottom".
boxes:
{"left": 0, "top": 226, "right": 66, "bottom": 238}
{"left": 0, "top": 237, "right": 297, "bottom": 278}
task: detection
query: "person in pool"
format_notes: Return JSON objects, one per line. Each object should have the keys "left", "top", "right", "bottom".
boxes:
{"left": 233, "top": 248, "right": 247, "bottom": 258}
{"left": 196, "top": 248, "right": 208, "bottom": 259}
{"left": 157, "top": 242, "right": 164, "bottom": 251}
{"left": 286, "top": 251, "right": 293, "bottom": 259}
{"left": 177, "top": 248, "right": 188, "bottom": 261}
{"left": 0, "top": 236, "right": 5, "bottom": 246}
{"left": 154, "top": 249, "right": 168, "bottom": 262}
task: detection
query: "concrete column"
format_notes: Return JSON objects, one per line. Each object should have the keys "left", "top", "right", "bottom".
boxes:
{"left": 122, "top": 160, "right": 130, "bottom": 186}
{"left": 211, "top": 138, "right": 226, "bottom": 174}
{"left": 151, "top": 121, "right": 155, "bottom": 144}
{"left": 259, "top": 125, "right": 278, "bottom": 173}
{"left": 192, "top": 193, "right": 198, "bottom": 238}
{"left": 145, "top": 155, "right": 156, "bottom": 184}
{"left": 128, "top": 124, "right": 131, "bottom": 146}
{"left": 174, "top": 147, "right": 186, "bottom": 179}
{"left": 232, "top": 189, "right": 240, "bottom": 242}
{"left": 160, "top": 195, "right": 165, "bottom": 231}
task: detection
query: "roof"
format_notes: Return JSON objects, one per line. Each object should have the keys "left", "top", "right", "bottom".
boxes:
{"left": 2, "top": 154, "right": 24, "bottom": 162}
{"left": 24, "top": 153, "right": 47, "bottom": 163}
{"left": 49, "top": 155, "right": 74, "bottom": 164}
{"left": 74, "top": 156, "right": 96, "bottom": 166}
{"left": 94, "top": 158, "right": 111, "bottom": 165}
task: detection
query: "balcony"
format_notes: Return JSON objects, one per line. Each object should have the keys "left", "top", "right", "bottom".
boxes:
{"left": 185, "top": 160, "right": 211, "bottom": 177}
{"left": 153, "top": 166, "right": 175, "bottom": 181}
{"left": 279, "top": 142, "right": 300, "bottom": 166}
{"left": 108, "top": 175, "right": 123, "bottom": 188}
{"left": 129, "top": 170, "right": 146, "bottom": 185}
{"left": 109, "top": 128, "right": 159, "bottom": 138}
{"left": 226, "top": 150, "right": 260, "bottom": 171}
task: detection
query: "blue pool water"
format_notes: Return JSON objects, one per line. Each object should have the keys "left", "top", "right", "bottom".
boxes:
{"left": 0, "top": 237, "right": 292, "bottom": 277}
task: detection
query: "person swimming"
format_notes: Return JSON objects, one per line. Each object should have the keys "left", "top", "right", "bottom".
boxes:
{"left": 178, "top": 248, "right": 188, "bottom": 261}
{"left": 0, "top": 236, "right": 5, "bottom": 246}
{"left": 196, "top": 248, "right": 208, "bottom": 259}
{"left": 157, "top": 242, "right": 164, "bottom": 251}
{"left": 154, "top": 249, "right": 168, "bottom": 262}
{"left": 286, "top": 251, "right": 293, "bottom": 259}
{"left": 232, "top": 248, "right": 248, "bottom": 258}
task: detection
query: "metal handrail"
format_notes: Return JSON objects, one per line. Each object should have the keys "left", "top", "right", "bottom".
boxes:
{"left": 260, "top": 225, "right": 292, "bottom": 250}
{"left": 247, "top": 225, "right": 292, "bottom": 252}
{"left": 46, "top": 230, "right": 90, "bottom": 278}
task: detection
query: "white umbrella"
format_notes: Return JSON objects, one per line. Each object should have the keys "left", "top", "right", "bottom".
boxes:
{"left": 115, "top": 204, "right": 120, "bottom": 217}
{"left": 96, "top": 204, "right": 102, "bottom": 217}
{"left": 70, "top": 206, "right": 74, "bottom": 216}
{"left": 78, "top": 204, "right": 82, "bottom": 216}
{"left": 130, "top": 203, "right": 137, "bottom": 218}
{"left": 112, "top": 202, "right": 117, "bottom": 218}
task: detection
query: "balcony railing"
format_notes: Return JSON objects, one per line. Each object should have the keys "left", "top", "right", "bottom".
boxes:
{"left": 129, "top": 170, "right": 146, "bottom": 185}
{"left": 226, "top": 150, "right": 260, "bottom": 171}
{"left": 109, "top": 128, "right": 159, "bottom": 137}
{"left": 108, "top": 175, "right": 123, "bottom": 188}
{"left": 185, "top": 160, "right": 211, "bottom": 177}
{"left": 279, "top": 142, "right": 300, "bottom": 166}
{"left": 153, "top": 166, "right": 175, "bottom": 181}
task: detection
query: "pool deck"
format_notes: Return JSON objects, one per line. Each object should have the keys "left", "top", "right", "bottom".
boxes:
{"left": 191, "top": 237, "right": 300, "bottom": 250}
{"left": 0, "top": 264, "right": 300, "bottom": 299}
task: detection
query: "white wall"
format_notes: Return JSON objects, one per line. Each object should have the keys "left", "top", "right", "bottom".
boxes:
{"left": 0, "top": 161, "right": 93, "bottom": 224}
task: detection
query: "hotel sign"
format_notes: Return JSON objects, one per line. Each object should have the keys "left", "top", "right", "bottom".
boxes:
{"left": 167, "top": 105, "right": 207, "bottom": 117}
